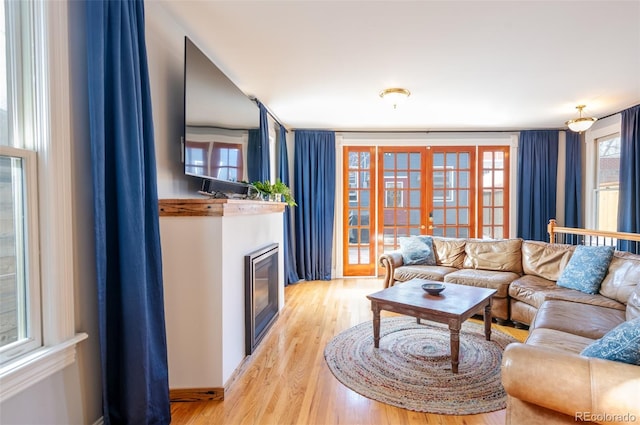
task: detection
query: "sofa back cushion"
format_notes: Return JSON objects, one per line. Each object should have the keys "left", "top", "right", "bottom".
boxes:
{"left": 463, "top": 238, "right": 523, "bottom": 274}
{"left": 431, "top": 237, "right": 466, "bottom": 269}
{"left": 521, "top": 240, "right": 576, "bottom": 281}
{"left": 626, "top": 283, "right": 640, "bottom": 321}
{"left": 600, "top": 250, "right": 640, "bottom": 305}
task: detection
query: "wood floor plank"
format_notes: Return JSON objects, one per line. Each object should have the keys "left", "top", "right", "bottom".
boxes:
{"left": 170, "top": 278, "right": 528, "bottom": 425}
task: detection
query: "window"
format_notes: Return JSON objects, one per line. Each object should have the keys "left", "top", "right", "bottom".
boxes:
{"left": 478, "top": 146, "right": 510, "bottom": 239}
{"left": 0, "top": 149, "right": 40, "bottom": 362}
{"left": 185, "top": 141, "right": 244, "bottom": 181}
{"left": 211, "top": 143, "right": 243, "bottom": 181}
{"left": 595, "top": 135, "right": 620, "bottom": 232}
{"left": 0, "top": 0, "right": 86, "bottom": 402}
{"left": 0, "top": 0, "right": 42, "bottom": 364}
{"left": 184, "top": 141, "right": 207, "bottom": 176}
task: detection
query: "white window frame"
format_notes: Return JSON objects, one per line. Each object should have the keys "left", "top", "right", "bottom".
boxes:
{"left": 0, "top": 0, "right": 87, "bottom": 402}
{"left": 0, "top": 147, "right": 41, "bottom": 363}
{"left": 584, "top": 115, "right": 623, "bottom": 230}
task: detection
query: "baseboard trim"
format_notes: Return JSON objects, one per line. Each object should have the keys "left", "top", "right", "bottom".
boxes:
{"left": 169, "top": 354, "right": 255, "bottom": 402}
{"left": 170, "top": 387, "right": 224, "bottom": 402}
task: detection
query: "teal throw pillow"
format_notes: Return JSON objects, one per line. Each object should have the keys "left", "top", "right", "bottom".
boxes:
{"left": 580, "top": 317, "right": 640, "bottom": 365}
{"left": 399, "top": 235, "right": 436, "bottom": 266}
{"left": 556, "top": 245, "right": 614, "bottom": 294}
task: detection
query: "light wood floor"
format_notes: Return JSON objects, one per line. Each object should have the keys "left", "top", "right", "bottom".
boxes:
{"left": 170, "top": 278, "right": 529, "bottom": 425}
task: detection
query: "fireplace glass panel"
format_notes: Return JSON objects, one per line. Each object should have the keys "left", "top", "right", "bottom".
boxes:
{"left": 245, "top": 244, "right": 279, "bottom": 354}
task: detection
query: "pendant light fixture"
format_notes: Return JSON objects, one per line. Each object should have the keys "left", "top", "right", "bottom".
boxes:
{"left": 566, "top": 105, "right": 597, "bottom": 132}
{"left": 379, "top": 88, "right": 410, "bottom": 109}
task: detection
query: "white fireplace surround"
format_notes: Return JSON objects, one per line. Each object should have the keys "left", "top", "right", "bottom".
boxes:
{"left": 159, "top": 199, "right": 285, "bottom": 393}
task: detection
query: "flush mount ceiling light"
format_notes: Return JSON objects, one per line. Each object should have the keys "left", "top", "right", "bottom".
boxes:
{"left": 379, "top": 88, "right": 410, "bottom": 109}
{"left": 566, "top": 105, "right": 597, "bottom": 133}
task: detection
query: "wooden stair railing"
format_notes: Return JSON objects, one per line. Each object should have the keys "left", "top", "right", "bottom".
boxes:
{"left": 547, "top": 219, "right": 640, "bottom": 250}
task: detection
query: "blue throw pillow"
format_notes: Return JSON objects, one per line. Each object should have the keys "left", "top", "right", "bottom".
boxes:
{"left": 399, "top": 236, "right": 436, "bottom": 266}
{"left": 556, "top": 245, "right": 614, "bottom": 294}
{"left": 581, "top": 318, "right": 640, "bottom": 365}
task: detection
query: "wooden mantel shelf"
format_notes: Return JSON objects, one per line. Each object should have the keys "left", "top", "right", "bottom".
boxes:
{"left": 159, "top": 198, "right": 285, "bottom": 217}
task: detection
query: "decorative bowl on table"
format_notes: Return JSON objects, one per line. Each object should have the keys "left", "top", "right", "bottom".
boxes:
{"left": 421, "top": 282, "right": 445, "bottom": 296}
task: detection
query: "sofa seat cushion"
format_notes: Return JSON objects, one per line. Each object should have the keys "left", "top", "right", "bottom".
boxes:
{"left": 509, "top": 275, "right": 557, "bottom": 308}
{"left": 532, "top": 300, "right": 626, "bottom": 340}
{"left": 545, "top": 290, "right": 625, "bottom": 310}
{"left": 525, "top": 328, "right": 594, "bottom": 354}
{"left": 393, "top": 265, "right": 457, "bottom": 283}
{"left": 443, "top": 269, "right": 517, "bottom": 297}
{"left": 509, "top": 275, "right": 626, "bottom": 311}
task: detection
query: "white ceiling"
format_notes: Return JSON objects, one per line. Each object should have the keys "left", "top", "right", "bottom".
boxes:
{"left": 159, "top": 0, "right": 640, "bottom": 131}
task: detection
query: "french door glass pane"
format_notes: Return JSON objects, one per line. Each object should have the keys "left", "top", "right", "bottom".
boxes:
{"left": 409, "top": 153, "right": 421, "bottom": 169}
{"left": 459, "top": 153, "right": 470, "bottom": 168}
{"left": 433, "top": 209, "right": 443, "bottom": 225}
{"left": 459, "top": 208, "right": 469, "bottom": 225}
{"left": 397, "top": 153, "right": 408, "bottom": 169}
{"left": 494, "top": 189, "right": 504, "bottom": 207}
{"left": 495, "top": 209, "right": 504, "bottom": 225}
{"left": 459, "top": 190, "right": 469, "bottom": 207}
{"left": 483, "top": 208, "right": 492, "bottom": 225}
{"left": 409, "top": 190, "right": 420, "bottom": 207}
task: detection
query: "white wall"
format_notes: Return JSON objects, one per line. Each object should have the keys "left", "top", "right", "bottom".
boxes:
{"left": 146, "top": 1, "right": 203, "bottom": 198}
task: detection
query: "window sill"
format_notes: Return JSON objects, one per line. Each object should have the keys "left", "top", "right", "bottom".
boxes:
{"left": 0, "top": 333, "right": 88, "bottom": 403}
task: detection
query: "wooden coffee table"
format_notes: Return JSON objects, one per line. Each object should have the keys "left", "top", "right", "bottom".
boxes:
{"left": 366, "top": 278, "right": 496, "bottom": 373}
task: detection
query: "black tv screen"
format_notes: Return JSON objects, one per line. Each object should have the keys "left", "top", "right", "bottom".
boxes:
{"left": 183, "top": 36, "right": 259, "bottom": 193}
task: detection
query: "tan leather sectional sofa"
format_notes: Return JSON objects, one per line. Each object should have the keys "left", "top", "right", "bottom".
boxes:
{"left": 379, "top": 237, "right": 640, "bottom": 326}
{"left": 380, "top": 236, "right": 640, "bottom": 424}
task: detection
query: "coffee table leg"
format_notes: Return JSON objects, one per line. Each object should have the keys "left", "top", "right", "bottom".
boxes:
{"left": 372, "top": 302, "right": 381, "bottom": 348}
{"left": 484, "top": 301, "right": 492, "bottom": 341}
{"left": 449, "top": 320, "right": 461, "bottom": 374}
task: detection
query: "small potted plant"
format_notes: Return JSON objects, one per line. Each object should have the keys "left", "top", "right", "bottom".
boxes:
{"left": 252, "top": 180, "right": 273, "bottom": 201}
{"left": 272, "top": 179, "right": 297, "bottom": 207}
{"left": 250, "top": 179, "right": 296, "bottom": 207}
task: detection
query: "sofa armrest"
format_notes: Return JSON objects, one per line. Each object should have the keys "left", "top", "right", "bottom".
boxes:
{"left": 379, "top": 251, "right": 404, "bottom": 288}
{"left": 501, "top": 343, "right": 640, "bottom": 423}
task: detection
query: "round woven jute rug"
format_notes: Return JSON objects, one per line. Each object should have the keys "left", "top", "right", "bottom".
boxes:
{"left": 324, "top": 316, "right": 517, "bottom": 415}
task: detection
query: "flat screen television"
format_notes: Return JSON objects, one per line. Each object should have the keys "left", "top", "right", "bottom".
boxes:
{"left": 183, "top": 36, "right": 259, "bottom": 194}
